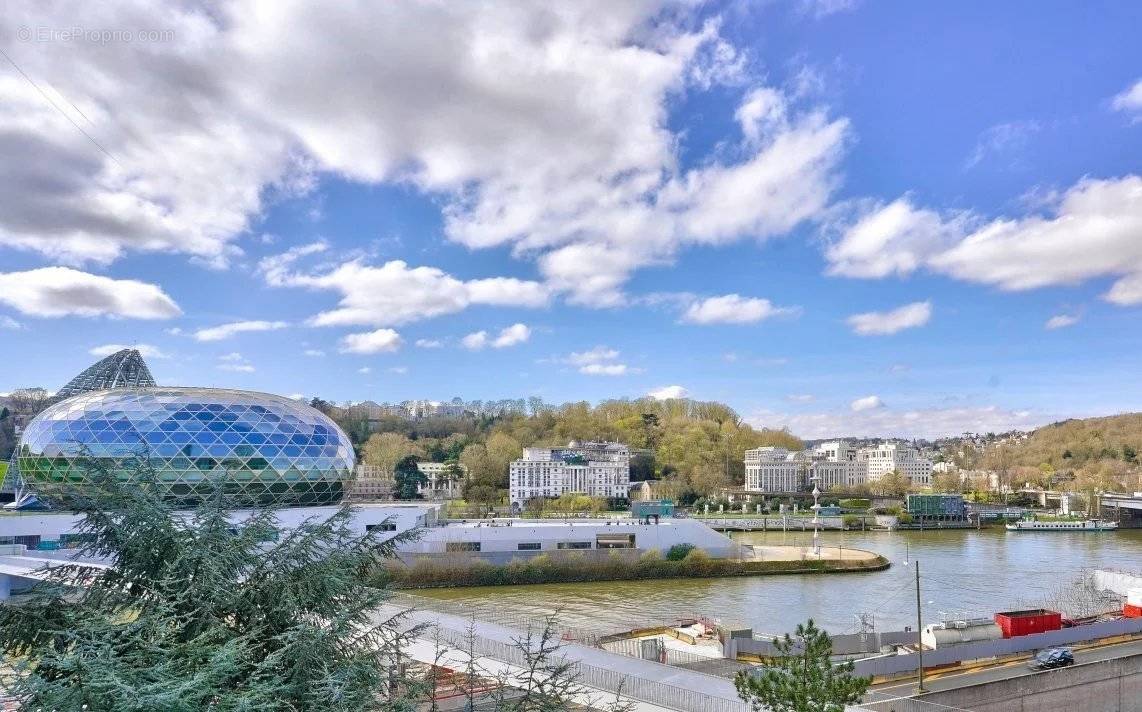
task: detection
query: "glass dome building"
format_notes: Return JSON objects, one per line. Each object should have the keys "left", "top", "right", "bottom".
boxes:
{"left": 14, "top": 388, "right": 355, "bottom": 508}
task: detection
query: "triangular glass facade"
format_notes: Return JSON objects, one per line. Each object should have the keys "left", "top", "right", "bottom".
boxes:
{"left": 15, "top": 388, "right": 355, "bottom": 508}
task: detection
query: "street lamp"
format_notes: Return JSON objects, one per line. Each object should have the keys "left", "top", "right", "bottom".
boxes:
{"left": 810, "top": 473, "right": 822, "bottom": 557}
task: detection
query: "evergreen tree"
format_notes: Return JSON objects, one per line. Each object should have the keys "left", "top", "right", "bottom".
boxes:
{"left": 734, "top": 619, "right": 870, "bottom": 712}
{"left": 392, "top": 455, "right": 426, "bottom": 500}
{"left": 0, "top": 456, "right": 424, "bottom": 711}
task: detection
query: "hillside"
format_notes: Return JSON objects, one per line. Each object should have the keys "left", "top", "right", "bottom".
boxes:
{"left": 345, "top": 397, "right": 802, "bottom": 504}
{"left": 983, "top": 413, "right": 1142, "bottom": 493}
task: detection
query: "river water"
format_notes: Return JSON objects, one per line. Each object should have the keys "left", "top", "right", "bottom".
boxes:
{"left": 416, "top": 529, "right": 1142, "bottom": 637}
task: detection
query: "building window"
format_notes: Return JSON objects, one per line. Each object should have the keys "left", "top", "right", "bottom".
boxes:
{"left": 445, "top": 541, "right": 481, "bottom": 552}
{"left": 367, "top": 522, "right": 397, "bottom": 532}
{"left": 557, "top": 541, "right": 592, "bottom": 550}
{"left": 517, "top": 542, "right": 541, "bottom": 551}
{"left": 596, "top": 534, "right": 636, "bottom": 549}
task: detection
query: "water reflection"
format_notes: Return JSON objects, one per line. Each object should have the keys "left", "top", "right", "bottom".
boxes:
{"left": 416, "top": 529, "right": 1142, "bottom": 635}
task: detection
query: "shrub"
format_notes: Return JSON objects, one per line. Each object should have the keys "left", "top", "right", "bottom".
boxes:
{"left": 666, "top": 543, "right": 696, "bottom": 561}
{"left": 841, "top": 514, "right": 863, "bottom": 529}
{"left": 839, "top": 498, "right": 870, "bottom": 510}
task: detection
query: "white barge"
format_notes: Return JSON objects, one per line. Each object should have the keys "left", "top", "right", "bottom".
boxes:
{"left": 1005, "top": 519, "right": 1118, "bottom": 532}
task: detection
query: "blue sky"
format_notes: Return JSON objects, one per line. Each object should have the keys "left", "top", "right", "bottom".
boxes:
{"left": 1, "top": 1, "right": 1140, "bottom": 438}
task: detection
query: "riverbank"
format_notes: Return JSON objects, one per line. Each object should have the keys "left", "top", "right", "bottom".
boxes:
{"left": 379, "top": 545, "right": 890, "bottom": 589}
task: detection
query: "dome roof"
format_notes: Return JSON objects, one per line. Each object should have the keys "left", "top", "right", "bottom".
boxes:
{"left": 16, "top": 387, "right": 355, "bottom": 508}
{"left": 56, "top": 349, "right": 156, "bottom": 399}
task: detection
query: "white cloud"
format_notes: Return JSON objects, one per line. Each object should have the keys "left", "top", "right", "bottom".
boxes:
{"left": 0, "top": 315, "right": 22, "bottom": 330}
{"left": 90, "top": 344, "right": 169, "bottom": 359}
{"left": 751, "top": 404, "right": 1050, "bottom": 440}
{"left": 846, "top": 301, "right": 932, "bottom": 336}
{"left": 825, "top": 198, "right": 968, "bottom": 278}
{"left": 262, "top": 257, "right": 549, "bottom": 327}
{"left": 461, "top": 332, "right": 489, "bottom": 350}
{"left": 303, "top": 349, "right": 326, "bottom": 357}
{"left": 648, "top": 385, "right": 688, "bottom": 400}
{"left": 357, "top": 367, "right": 371, "bottom": 374}
{"left": 1111, "top": 78, "right": 1142, "bottom": 118}
{"left": 558, "top": 345, "right": 636, "bottom": 375}
{"left": 581, "top": 363, "right": 630, "bottom": 376}
{"left": 567, "top": 346, "right": 620, "bottom": 366}
{"left": 1045, "top": 314, "right": 1079, "bottom": 330}
{"left": 1, "top": 3, "right": 852, "bottom": 307}
{"left": 287, "top": 393, "right": 306, "bottom": 400}
{"left": 165, "top": 327, "right": 183, "bottom": 336}
{"left": 415, "top": 338, "right": 443, "bottom": 349}
{"left": 829, "top": 177, "right": 1142, "bottom": 306}
{"left": 462, "top": 323, "right": 531, "bottom": 350}
{"left": 340, "top": 328, "right": 403, "bottom": 354}
{"left": 965, "top": 120, "right": 1041, "bottom": 169}
{"left": 798, "top": 0, "right": 859, "bottom": 19}
{"left": 216, "top": 352, "right": 254, "bottom": 372}
{"left": 388, "top": 366, "right": 409, "bottom": 375}
{"left": 786, "top": 394, "right": 815, "bottom": 403}
{"left": 218, "top": 363, "right": 256, "bottom": 373}
{"left": 680, "top": 294, "right": 796, "bottom": 324}
{"left": 0, "top": 267, "right": 181, "bottom": 319}
{"left": 850, "top": 395, "right": 884, "bottom": 412}
{"left": 194, "top": 320, "right": 288, "bottom": 342}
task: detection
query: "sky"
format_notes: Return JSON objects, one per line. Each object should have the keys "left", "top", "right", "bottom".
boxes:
{"left": 1, "top": 1, "right": 1140, "bottom": 439}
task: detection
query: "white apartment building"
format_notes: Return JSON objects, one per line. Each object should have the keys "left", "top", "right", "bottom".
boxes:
{"left": 862, "top": 442, "right": 932, "bottom": 486}
{"left": 744, "top": 447, "right": 803, "bottom": 493}
{"left": 509, "top": 441, "right": 630, "bottom": 507}
{"left": 743, "top": 440, "right": 932, "bottom": 493}
{"left": 346, "top": 461, "right": 468, "bottom": 501}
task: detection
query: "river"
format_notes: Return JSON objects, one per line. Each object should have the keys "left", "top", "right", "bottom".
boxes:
{"left": 415, "top": 529, "right": 1142, "bottom": 637}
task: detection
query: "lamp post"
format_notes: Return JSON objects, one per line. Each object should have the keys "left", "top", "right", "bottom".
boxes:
{"left": 810, "top": 473, "right": 822, "bottom": 557}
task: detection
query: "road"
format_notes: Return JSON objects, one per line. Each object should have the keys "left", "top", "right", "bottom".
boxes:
{"left": 868, "top": 636, "right": 1142, "bottom": 696}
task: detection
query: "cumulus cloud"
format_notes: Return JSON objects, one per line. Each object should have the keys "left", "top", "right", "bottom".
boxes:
{"left": 357, "top": 367, "right": 371, "bottom": 375}
{"left": 1111, "top": 78, "right": 1142, "bottom": 118}
{"left": 680, "top": 294, "right": 797, "bottom": 324}
{"left": 850, "top": 395, "right": 884, "bottom": 412}
{"left": 1045, "top": 314, "right": 1079, "bottom": 330}
{"left": 846, "top": 301, "right": 931, "bottom": 336}
{"left": 0, "top": 316, "right": 22, "bottom": 330}
{"left": 750, "top": 404, "right": 1050, "bottom": 440}
{"left": 340, "top": 328, "right": 403, "bottom": 354}
{"left": 415, "top": 338, "right": 443, "bottom": 349}
{"left": 559, "top": 345, "right": 636, "bottom": 375}
{"left": 0, "top": 267, "right": 181, "bottom": 319}
{"left": 461, "top": 323, "right": 531, "bottom": 350}
{"left": 825, "top": 199, "right": 968, "bottom": 278}
{"left": 1, "top": 3, "right": 849, "bottom": 307}
{"left": 90, "top": 344, "right": 169, "bottom": 359}
{"left": 194, "top": 320, "right": 287, "bottom": 342}
{"left": 261, "top": 256, "right": 549, "bottom": 327}
{"left": 648, "top": 385, "right": 688, "bottom": 400}
{"left": 826, "top": 177, "right": 1142, "bottom": 306}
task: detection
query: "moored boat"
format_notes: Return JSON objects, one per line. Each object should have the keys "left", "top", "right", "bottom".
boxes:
{"left": 1005, "top": 519, "right": 1118, "bottom": 532}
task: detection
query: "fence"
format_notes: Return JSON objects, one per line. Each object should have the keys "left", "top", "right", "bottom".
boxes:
{"left": 429, "top": 625, "right": 751, "bottom": 712}
{"left": 851, "top": 616, "right": 1142, "bottom": 678}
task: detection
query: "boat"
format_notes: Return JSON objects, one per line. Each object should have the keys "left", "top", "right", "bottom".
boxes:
{"left": 1005, "top": 519, "right": 1118, "bottom": 532}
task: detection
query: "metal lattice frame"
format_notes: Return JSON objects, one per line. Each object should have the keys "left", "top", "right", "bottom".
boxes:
{"left": 16, "top": 388, "right": 355, "bottom": 508}
{"left": 55, "top": 348, "right": 156, "bottom": 399}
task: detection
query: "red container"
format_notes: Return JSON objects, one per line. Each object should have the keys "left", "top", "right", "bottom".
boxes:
{"left": 1125, "top": 604, "right": 1142, "bottom": 619}
{"left": 994, "top": 609, "right": 1063, "bottom": 638}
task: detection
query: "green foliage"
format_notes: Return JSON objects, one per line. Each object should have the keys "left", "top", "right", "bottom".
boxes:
{"left": 838, "top": 499, "right": 870, "bottom": 510}
{"left": 841, "top": 514, "right": 863, "bottom": 529}
{"left": 393, "top": 454, "right": 426, "bottom": 499}
{"left": 734, "top": 619, "right": 870, "bottom": 712}
{"left": 0, "top": 456, "right": 423, "bottom": 711}
{"left": 665, "top": 543, "right": 696, "bottom": 561}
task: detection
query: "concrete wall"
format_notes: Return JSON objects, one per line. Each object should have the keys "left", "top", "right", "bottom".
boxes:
{"left": 863, "top": 653, "right": 1142, "bottom": 712}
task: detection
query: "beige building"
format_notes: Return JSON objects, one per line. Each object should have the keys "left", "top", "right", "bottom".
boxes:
{"left": 345, "top": 461, "right": 468, "bottom": 502}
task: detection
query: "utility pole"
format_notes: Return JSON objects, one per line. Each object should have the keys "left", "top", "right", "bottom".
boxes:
{"left": 915, "top": 559, "right": 926, "bottom": 694}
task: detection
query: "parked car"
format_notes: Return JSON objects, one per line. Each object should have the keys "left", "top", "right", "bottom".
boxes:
{"left": 1028, "top": 647, "right": 1074, "bottom": 670}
